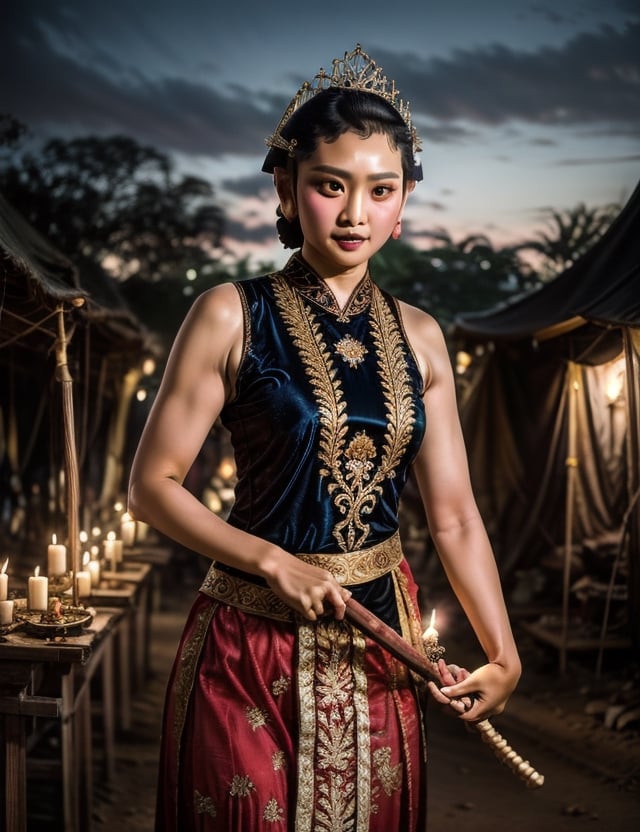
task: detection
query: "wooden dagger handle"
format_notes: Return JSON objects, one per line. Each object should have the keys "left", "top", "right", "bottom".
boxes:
{"left": 344, "top": 597, "right": 544, "bottom": 789}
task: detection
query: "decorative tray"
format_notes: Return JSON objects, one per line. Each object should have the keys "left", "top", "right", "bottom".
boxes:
{"left": 16, "top": 605, "right": 95, "bottom": 637}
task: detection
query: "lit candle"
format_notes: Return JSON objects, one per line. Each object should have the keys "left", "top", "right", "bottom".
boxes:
{"left": 48, "top": 534, "right": 67, "bottom": 576}
{"left": 120, "top": 512, "right": 136, "bottom": 546}
{"left": 0, "top": 599, "right": 14, "bottom": 625}
{"left": 88, "top": 558, "right": 101, "bottom": 587}
{"left": 103, "top": 532, "right": 118, "bottom": 571}
{"left": 423, "top": 609, "right": 439, "bottom": 645}
{"left": 0, "top": 559, "right": 8, "bottom": 601}
{"left": 75, "top": 570, "right": 91, "bottom": 598}
{"left": 114, "top": 538, "right": 124, "bottom": 564}
{"left": 28, "top": 566, "right": 48, "bottom": 611}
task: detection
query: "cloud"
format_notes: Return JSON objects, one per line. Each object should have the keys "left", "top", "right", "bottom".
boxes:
{"left": 553, "top": 153, "right": 640, "bottom": 166}
{"left": 2, "top": 2, "right": 638, "bottom": 172}
{"left": 1, "top": 5, "right": 286, "bottom": 158}
{"left": 374, "top": 22, "right": 640, "bottom": 132}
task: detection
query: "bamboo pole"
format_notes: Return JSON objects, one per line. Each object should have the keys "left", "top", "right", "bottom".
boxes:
{"left": 560, "top": 362, "right": 581, "bottom": 673}
{"left": 55, "top": 306, "right": 81, "bottom": 606}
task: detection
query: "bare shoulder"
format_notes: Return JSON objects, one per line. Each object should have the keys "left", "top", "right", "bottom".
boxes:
{"left": 188, "top": 281, "right": 243, "bottom": 329}
{"left": 396, "top": 299, "right": 451, "bottom": 390}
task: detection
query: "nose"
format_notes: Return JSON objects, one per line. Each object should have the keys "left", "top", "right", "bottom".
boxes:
{"left": 338, "top": 190, "right": 366, "bottom": 228}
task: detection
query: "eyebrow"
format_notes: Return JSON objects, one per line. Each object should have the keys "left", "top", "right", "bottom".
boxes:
{"left": 309, "top": 164, "right": 401, "bottom": 181}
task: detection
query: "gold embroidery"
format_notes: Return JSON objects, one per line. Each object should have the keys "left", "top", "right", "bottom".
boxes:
{"left": 245, "top": 705, "right": 269, "bottom": 730}
{"left": 373, "top": 747, "right": 402, "bottom": 796}
{"left": 296, "top": 620, "right": 370, "bottom": 831}
{"left": 283, "top": 254, "right": 372, "bottom": 319}
{"left": 272, "top": 749, "right": 287, "bottom": 771}
{"left": 263, "top": 797, "right": 285, "bottom": 822}
{"left": 271, "top": 274, "right": 415, "bottom": 551}
{"left": 194, "top": 789, "right": 217, "bottom": 817}
{"left": 200, "top": 567, "right": 291, "bottom": 619}
{"left": 229, "top": 774, "right": 255, "bottom": 797}
{"left": 173, "top": 604, "right": 216, "bottom": 746}
{"left": 336, "top": 334, "right": 368, "bottom": 367}
{"left": 271, "top": 675, "right": 290, "bottom": 696}
{"left": 200, "top": 533, "right": 402, "bottom": 610}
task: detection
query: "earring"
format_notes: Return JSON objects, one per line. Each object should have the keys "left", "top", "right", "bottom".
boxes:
{"left": 392, "top": 220, "right": 402, "bottom": 240}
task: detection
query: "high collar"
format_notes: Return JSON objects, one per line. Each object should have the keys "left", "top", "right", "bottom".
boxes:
{"left": 282, "top": 253, "right": 372, "bottom": 321}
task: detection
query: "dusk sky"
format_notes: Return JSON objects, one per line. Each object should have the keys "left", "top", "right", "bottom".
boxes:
{"left": 3, "top": 0, "right": 639, "bottom": 267}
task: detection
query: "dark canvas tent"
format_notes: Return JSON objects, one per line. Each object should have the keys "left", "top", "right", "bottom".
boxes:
{"left": 0, "top": 194, "right": 157, "bottom": 571}
{"left": 451, "top": 181, "right": 640, "bottom": 667}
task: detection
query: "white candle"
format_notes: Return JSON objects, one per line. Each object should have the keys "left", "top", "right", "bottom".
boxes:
{"left": 120, "top": 512, "right": 136, "bottom": 546}
{"left": 104, "top": 532, "right": 123, "bottom": 570}
{"left": 103, "top": 534, "right": 116, "bottom": 571}
{"left": 75, "top": 570, "right": 91, "bottom": 598}
{"left": 0, "top": 599, "right": 14, "bottom": 625}
{"left": 48, "top": 534, "right": 67, "bottom": 576}
{"left": 88, "top": 559, "right": 101, "bottom": 587}
{"left": 28, "top": 566, "right": 48, "bottom": 611}
{"left": 0, "top": 559, "right": 8, "bottom": 601}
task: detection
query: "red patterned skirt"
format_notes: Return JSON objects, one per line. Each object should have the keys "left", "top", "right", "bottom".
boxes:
{"left": 155, "top": 559, "right": 427, "bottom": 831}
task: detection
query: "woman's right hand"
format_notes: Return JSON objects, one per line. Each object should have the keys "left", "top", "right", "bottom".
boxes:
{"left": 263, "top": 552, "right": 351, "bottom": 621}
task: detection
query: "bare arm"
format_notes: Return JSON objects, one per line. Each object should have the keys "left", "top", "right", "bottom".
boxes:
{"left": 400, "top": 301, "right": 521, "bottom": 720}
{"left": 128, "top": 283, "right": 349, "bottom": 619}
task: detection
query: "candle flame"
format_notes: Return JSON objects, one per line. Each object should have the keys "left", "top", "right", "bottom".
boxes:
{"left": 107, "top": 530, "right": 116, "bottom": 541}
{"left": 422, "top": 608, "right": 438, "bottom": 641}
{"left": 79, "top": 530, "right": 89, "bottom": 543}
{"left": 1, "top": 558, "right": 8, "bottom": 574}
{"left": 52, "top": 533, "right": 57, "bottom": 545}
{"left": 122, "top": 511, "right": 131, "bottom": 522}
{"left": 83, "top": 551, "right": 90, "bottom": 566}
{"left": 34, "top": 565, "right": 40, "bottom": 578}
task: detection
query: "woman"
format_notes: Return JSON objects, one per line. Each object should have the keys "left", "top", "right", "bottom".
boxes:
{"left": 129, "top": 45, "right": 521, "bottom": 831}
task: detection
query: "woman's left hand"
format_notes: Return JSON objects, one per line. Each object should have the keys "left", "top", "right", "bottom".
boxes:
{"left": 427, "top": 658, "right": 516, "bottom": 722}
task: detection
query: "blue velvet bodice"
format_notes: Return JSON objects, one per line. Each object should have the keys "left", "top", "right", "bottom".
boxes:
{"left": 221, "top": 254, "right": 426, "bottom": 559}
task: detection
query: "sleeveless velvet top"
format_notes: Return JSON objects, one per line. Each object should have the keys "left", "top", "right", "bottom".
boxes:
{"left": 219, "top": 254, "right": 425, "bottom": 624}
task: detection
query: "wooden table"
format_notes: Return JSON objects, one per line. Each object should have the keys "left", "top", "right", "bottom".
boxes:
{"left": 0, "top": 608, "right": 124, "bottom": 832}
{"left": 121, "top": 541, "right": 174, "bottom": 613}
{"left": 89, "top": 562, "right": 153, "bottom": 700}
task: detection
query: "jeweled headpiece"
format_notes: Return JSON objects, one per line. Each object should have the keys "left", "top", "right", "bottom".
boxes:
{"left": 264, "top": 44, "right": 422, "bottom": 171}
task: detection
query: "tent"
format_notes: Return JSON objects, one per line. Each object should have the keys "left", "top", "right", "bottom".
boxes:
{"left": 451, "top": 181, "right": 640, "bottom": 668}
{"left": 0, "top": 194, "right": 157, "bottom": 577}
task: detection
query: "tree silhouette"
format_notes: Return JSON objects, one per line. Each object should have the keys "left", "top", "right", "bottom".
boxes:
{"left": 372, "top": 234, "right": 540, "bottom": 328}
{"left": 515, "top": 202, "right": 621, "bottom": 279}
{"left": 0, "top": 134, "right": 225, "bottom": 285}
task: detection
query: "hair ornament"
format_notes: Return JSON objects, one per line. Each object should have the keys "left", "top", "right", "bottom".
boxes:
{"left": 265, "top": 44, "right": 422, "bottom": 161}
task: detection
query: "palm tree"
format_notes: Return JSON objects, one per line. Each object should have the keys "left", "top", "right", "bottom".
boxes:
{"left": 516, "top": 202, "right": 621, "bottom": 279}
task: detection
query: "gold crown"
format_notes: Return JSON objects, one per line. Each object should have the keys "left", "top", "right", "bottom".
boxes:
{"left": 265, "top": 44, "right": 421, "bottom": 159}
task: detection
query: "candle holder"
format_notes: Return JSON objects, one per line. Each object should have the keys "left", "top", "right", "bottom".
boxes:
{"left": 48, "top": 571, "right": 73, "bottom": 596}
{"left": 17, "top": 596, "right": 95, "bottom": 637}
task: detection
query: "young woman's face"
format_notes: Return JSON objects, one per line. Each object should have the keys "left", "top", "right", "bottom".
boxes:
{"left": 291, "top": 130, "right": 410, "bottom": 277}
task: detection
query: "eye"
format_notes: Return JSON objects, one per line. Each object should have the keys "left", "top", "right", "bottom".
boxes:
{"left": 317, "top": 179, "right": 344, "bottom": 195}
{"left": 372, "top": 184, "right": 395, "bottom": 198}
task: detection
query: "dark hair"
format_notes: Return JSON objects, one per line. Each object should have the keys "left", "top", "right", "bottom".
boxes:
{"left": 263, "top": 88, "right": 421, "bottom": 249}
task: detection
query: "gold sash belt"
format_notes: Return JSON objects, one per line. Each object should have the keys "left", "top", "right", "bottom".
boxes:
{"left": 199, "top": 531, "right": 402, "bottom": 622}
